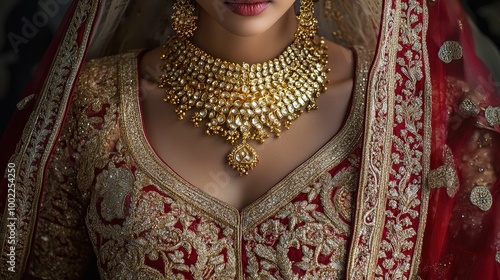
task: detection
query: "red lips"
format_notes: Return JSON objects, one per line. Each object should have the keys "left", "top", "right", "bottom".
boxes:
{"left": 224, "top": 1, "right": 271, "bottom": 16}
{"left": 225, "top": 0, "right": 270, "bottom": 3}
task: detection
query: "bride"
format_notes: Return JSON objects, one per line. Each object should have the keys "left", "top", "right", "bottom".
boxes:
{"left": 0, "top": 0, "right": 499, "bottom": 279}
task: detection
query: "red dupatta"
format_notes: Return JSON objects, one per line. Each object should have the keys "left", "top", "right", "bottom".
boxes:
{"left": 348, "top": 0, "right": 499, "bottom": 278}
{"left": 0, "top": 0, "right": 101, "bottom": 277}
{"left": 421, "top": 0, "right": 500, "bottom": 278}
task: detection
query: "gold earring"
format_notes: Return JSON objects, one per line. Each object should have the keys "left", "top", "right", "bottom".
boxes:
{"left": 171, "top": 0, "right": 198, "bottom": 38}
{"left": 297, "top": 0, "right": 318, "bottom": 39}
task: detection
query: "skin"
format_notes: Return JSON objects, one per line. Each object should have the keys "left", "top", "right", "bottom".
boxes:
{"left": 191, "top": 0, "right": 297, "bottom": 63}
{"left": 139, "top": 0, "right": 355, "bottom": 210}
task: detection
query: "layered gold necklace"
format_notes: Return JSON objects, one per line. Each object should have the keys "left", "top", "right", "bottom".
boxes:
{"left": 159, "top": 26, "right": 329, "bottom": 175}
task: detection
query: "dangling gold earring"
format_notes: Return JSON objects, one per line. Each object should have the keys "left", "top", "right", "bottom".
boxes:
{"left": 297, "top": 0, "right": 318, "bottom": 40}
{"left": 171, "top": 0, "right": 198, "bottom": 38}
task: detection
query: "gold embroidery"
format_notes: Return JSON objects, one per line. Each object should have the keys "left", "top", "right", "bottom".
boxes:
{"left": 87, "top": 181, "right": 238, "bottom": 279}
{"left": 244, "top": 166, "right": 359, "bottom": 279}
{"left": 427, "top": 166, "right": 458, "bottom": 196}
{"left": 78, "top": 57, "right": 239, "bottom": 279}
{"left": 485, "top": 106, "right": 500, "bottom": 127}
{"left": 349, "top": 1, "right": 430, "bottom": 278}
{"left": 95, "top": 162, "right": 135, "bottom": 221}
{"left": 0, "top": 0, "right": 98, "bottom": 278}
{"left": 438, "top": 41, "right": 463, "bottom": 63}
{"left": 34, "top": 43, "right": 369, "bottom": 278}
{"left": 73, "top": 55, "right": 128, "bottom": 200}
{"left": 458, "top": 99, "right": 480, "bottom": 118}
{"left": 381, "top": 1, "right": 432, "bottom": 278}
{"left": 27, "top": 106, "right": 93, "bottom": 278}
{"left": 325, "top": 162, "right": 360, "bottom": 224}
{"left": 427, "top": 145, "right": 459, "bottom": 197}
{"left": 15, "top": 94, "right": 35, "bottom": 110}
{"left": 469, "top": 185, "right": 493, "bottom": 212}
{"left": 496, "top": 251, "right": 500, "bottom": 264}
{"left": 348, "top": 3, "right": 400, "bottom": 277}
{"left": 59, "top": 49, "right": 368, "bottom": 279}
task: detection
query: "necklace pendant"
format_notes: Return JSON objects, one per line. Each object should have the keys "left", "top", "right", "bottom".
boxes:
{"left": 227, "top": 141, "right": 259, "bottom": 176}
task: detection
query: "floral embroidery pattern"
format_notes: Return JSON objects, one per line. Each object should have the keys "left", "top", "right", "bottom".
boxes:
{"left": 348, "top": 0, "right": 430, "bottom": 279}
{"left": 24, "top": 47, "right": 369, "bottom": 279}
{"left": 95, "top": 162, "right": 135, "bottom": 221}
{"left": 244, "top": 165, "right": 359, "bottom": 279}
{"left": 0, "top": 1, "right": 98, "bottom": 278}
{"left": 88, "top": 181, "right": 237, "bottom": 279}
{"left": 377, "top": 1, "right": 428, "bottom": 278}
{"left": 427, "top": 146, "right": 459, "bottom": 198}
{"left": 469, "top": 185, "right": 493, "bottom": 212}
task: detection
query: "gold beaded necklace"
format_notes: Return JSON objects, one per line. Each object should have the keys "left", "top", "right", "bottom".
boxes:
{"left": 159, "top": 26, "right": 329, "bottom": 176}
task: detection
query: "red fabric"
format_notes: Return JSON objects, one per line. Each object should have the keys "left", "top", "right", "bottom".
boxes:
{"left": 421, "top": 0, "right": 500, "bottom": 278}
{"left": 0, "top": 1, "right": 101, "bottom": 278}
{"left": 0, "top": 0, "right": 80, "bottom": 212}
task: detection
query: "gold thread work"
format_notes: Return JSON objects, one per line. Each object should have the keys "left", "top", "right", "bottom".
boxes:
{"left": 458, "top": 99, "right": 479, "bottom": 118}
{"left": 485, "top": 106, "right": 500, "bottom": 127}
{"left": 438, "top": 41, "right": 462, "bottom": 64}
{"left": 469, "top": 185, "right": 493, "bottom": 212}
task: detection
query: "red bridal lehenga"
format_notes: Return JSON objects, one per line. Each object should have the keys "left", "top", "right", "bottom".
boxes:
{"left": 1, "top": 0, "right": 499, "bottom": 279}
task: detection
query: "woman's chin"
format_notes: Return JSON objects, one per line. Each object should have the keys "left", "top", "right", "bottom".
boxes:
{"left": 219, "top": 20, "right": 278, "bottom": 37}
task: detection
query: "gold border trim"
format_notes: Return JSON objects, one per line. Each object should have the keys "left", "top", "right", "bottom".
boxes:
{"left": 348, "top": 0, "right": 431, "bottom": 278}
{"left": 120, "top": 47, "right": 370, "bottom": 232}
{"left": 119, "top": 57, "right": 240, "bottom": 227}
{"left": 410, "top": 2, "right": 432, "bottom": 277}
{"left": 0, "top": 0, "right": 100, "bottom": 278}
{"left": 347, "top": 1, "right": 401, "bottom": 278}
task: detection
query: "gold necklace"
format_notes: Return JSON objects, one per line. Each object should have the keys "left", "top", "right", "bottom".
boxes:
{"left": 159, "top": 29, "right": 329, "bottom": 176}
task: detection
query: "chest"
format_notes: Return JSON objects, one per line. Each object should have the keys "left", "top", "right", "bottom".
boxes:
{"left": 73, "top": 52, "right": 368, "bottom": 278}
{"left": 83, "top": 146, "right": 361, "bottom": 279}
{"left": 139, "top": 77, "right": 354, "bottom": 209}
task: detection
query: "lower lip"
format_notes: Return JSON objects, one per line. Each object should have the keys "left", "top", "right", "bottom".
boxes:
{"left": 225, "top": 2, "right": 270, "bottom": 16}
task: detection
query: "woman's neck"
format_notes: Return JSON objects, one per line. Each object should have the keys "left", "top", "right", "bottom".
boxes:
{"left": 190, "top": 7, "right": 298, "bottom": 64}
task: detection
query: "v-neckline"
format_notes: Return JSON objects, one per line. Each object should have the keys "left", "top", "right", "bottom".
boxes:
{"left": 118, "top": 47, "right": 369, "bottom": 230}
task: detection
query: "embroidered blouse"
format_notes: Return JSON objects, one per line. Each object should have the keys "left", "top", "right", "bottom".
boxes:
{"left": 26, "top": 48, "right": 370, "bottom": 279}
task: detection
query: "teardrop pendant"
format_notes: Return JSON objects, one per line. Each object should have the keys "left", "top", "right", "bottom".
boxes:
{"left": 227, "top": 141, "right": 259, "bottom": 176}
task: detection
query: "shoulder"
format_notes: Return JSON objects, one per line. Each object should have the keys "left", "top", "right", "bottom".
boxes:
{"left": 69, "top": 52, "right": 139, "bottom": 133}
{"left": 323, "top": 39, "right": 354, "bottom": 79}
{"left": 74, "top": 55, "right": 120, "bottom": 111}
{"left": 79, "top": 53, "right": 133, "bottom": 81}
{"left": 75, "top": 55, "right": 121, "bottom": 101}
{"left": 321, "top": 40, "right": 359, "bottom": 96}
{"left": 72, "top": 52, "right": 141, "bottom": 111}
{"left": 319, "top": 40, "right": 373, "bottom": 114}
{"left": 321, "top": 39, "right": 371, "bottom": 87}
{"left": 76, "top": 52, "right": 140, "bottom": 98}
